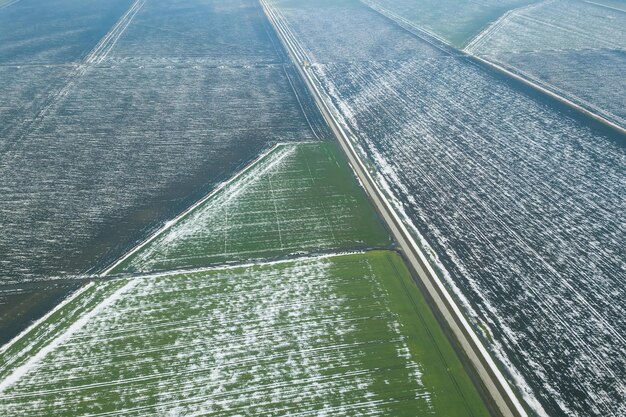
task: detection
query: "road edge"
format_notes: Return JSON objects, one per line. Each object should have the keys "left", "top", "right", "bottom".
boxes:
{"left": 259, "top": 1, "right": 529, "bottom": 416}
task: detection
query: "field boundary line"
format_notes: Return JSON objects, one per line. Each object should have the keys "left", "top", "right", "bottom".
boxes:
{"left": 583, "top": 0, "right": 626, "bottom": 14}
{"left": 467, "top": 54, "right": 626, "bottom": 135}
{"left": 463, "top": 0, "right": 554, "bottom": 52}
{"left": 109, "top": 250, "right": 373, "bottom": 281}
{"left": 100, "top": 142, "right": 312, "bottom": 276}
{"left": 0, "top": 0, "right": 20, "bottom": 9}
{"left": 0, "top": 283, "right": 95, "bottom": 355}
{"left": 359, "top": 0, "right": 626, "bottom": 136}
{"left": 83, "top": 0, "right": 145, "bottom": 65}
{"left": 360, "top": 0, "right": 451, "bottom": 52}
{"left": 0, "top": 0, "right": 145, "bottom": 157}
{"left": 486, "top": 57, "right": 626, "bottom": 128}
{"left": 260, "top": 1, "right": 529, "bottom": 416}
{"left": 0, "top": 280, "right": 138, "bottom": 394}
{"left": 282, "top": 65, "right": 322, "bottom": 140}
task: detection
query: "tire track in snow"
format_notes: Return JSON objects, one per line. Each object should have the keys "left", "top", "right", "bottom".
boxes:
{"left": 0, "top": 280, "right": 139, "bottom": 394}
{"left": 0, "top": 0, "right": 145, "bottom": 156}
{"left": 100, "top": 143, "right": 297, "bottom": 275}
{"left": 83, "top": 0, "right": 145, "bottom": 66}
{"left": 464, "top": 0, "right": 554, "bottom": 53}
{"left": 0, "top": 0, "right": 21, "bottom": 9}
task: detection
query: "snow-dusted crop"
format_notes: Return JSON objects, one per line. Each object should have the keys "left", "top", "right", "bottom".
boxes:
{"left": 267, "top": 0, "right": 626, "bottom": 415}
{"left": 0, "top": 253, "right": 444, "bottom": 416}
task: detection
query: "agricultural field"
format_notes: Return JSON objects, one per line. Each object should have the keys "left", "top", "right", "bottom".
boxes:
{"left": 465, "top": 0, "right": 626, "bottom": 55}
{"left": 114, "top": 143, "right": 391, "bottom": 274}
{"left": 0, "top": 251, "right": 490, "bottom": 417}
{"left": 360, "top": 0, "right": 539, "bottom": 47}
{"left": 0, "top": 280, "right": 83, "bottom": 354}
{"left": 0, "top": 65, "right": 71, "bottom": 142}
{"left": 0, "top": 0, "right": 135, "bottom": 64}
{"left": 0, "top": 0, "right": 328, "bottom": 342}
{"left": 2, "top": 0, "right": 624, "bottom": 415}
{"left": 102, "top": 0, "right": 280, "bottom": 64}
{"left": 501, "top": 49, "right": 626, "bottom": 126}
{"left": 465, "top": 0, "right": 626, "bottom": 128}
{"left": 267, "top": 0, "right": 626, "bottom": 416}
{"left": 269, "top": 0, "right": 442, "bottom": 63}
{"left": 1, "top": 106, "right": 490, "bottom": 415}
{"left": 0, "top": 64, "right": 316, "bottom": 284}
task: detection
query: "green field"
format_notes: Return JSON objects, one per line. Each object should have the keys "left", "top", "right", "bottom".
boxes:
{"left": 1, "top": 141, "right": 492, "bottom": 416}
{"left": 0, "top": 280, "right": 127, "bottom": 385}
{"left": 112, "top": 143, "right": 391, "bottom": 274}
{"left": 0, "top": 252, "right": 490, "bottom": 416}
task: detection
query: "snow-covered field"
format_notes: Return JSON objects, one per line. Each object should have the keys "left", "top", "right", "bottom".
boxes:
{"left": 0, "top": 0, "right": 331, "bottom": 348}
{"left": 465, "top": 0, "right": 626, "bottom": 54}
{"left": 0, "top": 252, "right": 487, "bottom": 416}
{"left": 0, "top": 0, "right": 322, "bottom": 292}
{"left": 101, "top": 0, "right": 278, "bottom": 64}
{"left": 501, "top": 49, "right": 626, "bottom": 126}
{"left": 0, "top": 0, "right": 134, "bottom": 64}
{"left": 115, "top": 143, "right": 390, "bottom": 273}
{"left": 465, "top": 0, "right": 626, "bottom": 128}
{"left": 314, "top": 59, "right": 626, "bottom": 417}
{"left": 270, "top": 0, "right": 441, "bottom": 63}
{"left": 268, "top": 1, "right": 626, "bottom": 415}
{"left": 0, "top": 66, "right": 71, "bottom": 143}
{"left": 0, "top": 65, "right": 316, "bottom": 283}
{"left": 360, "top": 0, "right": 539, "bottom": 47}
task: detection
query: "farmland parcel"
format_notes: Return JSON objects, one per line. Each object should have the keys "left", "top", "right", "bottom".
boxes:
{"left": 464, "top": 0, "right": 626, "bottom": 130}
{"left": 0, "top": 252, "right": 490, "bottom": 416}
{"left": 112, "top": 143, "right": 391, "bottom": 274}
{"left": 0, "top": 0, "right": 328, "bottom": 343}
{"left": 0, "top": 141, "right": 491, "bottom": 416}
{"left": 2, "top": 0, "right": 624, "bottom": 415}
{"left": 266, "top": 0, "right": 626, "bottom": 415}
